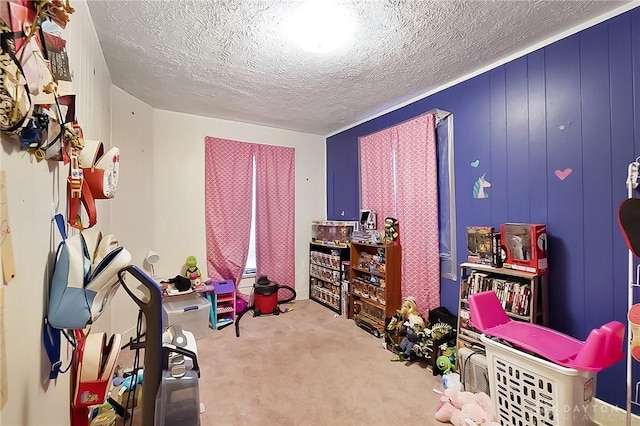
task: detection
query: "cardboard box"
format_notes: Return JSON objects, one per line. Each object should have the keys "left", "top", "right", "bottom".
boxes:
{"left": 490, "top": 232, "right": 504, "bottom": 268}
{"left": 500, "top": 223, "right": 548, "bottom": 274}
{"left": 113, "top": 385, "right": 143, "bottom": 410}
{"left": 311, "top": 220, "right": 359, "bottom": 247}
{"left": 467, "top": 226, "right": 494, "bottom": 265}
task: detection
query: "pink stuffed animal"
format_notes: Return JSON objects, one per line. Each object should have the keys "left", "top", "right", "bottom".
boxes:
{"left": 434, "top": 388, "right": 499, "bottom": 426}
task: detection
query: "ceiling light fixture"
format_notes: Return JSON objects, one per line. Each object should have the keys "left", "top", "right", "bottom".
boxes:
{"left": 285, "top": 0, "right": 355, "bottom": 53}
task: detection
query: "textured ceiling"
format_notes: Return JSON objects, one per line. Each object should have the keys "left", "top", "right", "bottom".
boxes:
{"left": 87, "top": 0, "right": 632, "bottom": 136}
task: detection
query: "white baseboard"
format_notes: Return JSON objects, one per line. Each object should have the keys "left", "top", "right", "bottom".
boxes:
{"left": 238, "top": 277, "right": 254, "bottom": 296}
{"left": 589, "top": 399, "right": 640, "bottom": 425}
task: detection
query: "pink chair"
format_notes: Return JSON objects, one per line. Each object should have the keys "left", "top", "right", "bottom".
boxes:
{"left": 468, "top": 291, "right": 625, "bottom": 372}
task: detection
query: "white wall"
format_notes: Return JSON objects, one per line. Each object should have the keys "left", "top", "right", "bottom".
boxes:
{"left": 0, "top": 3, "right": 326, "bottom": 423}
{"left": 103, "top": 87, "right": 155, "bottom": 341}
{"left": 0, "top": 2, "right": 112, "bottom": 425}
{"left": 151, "top": 110, "right": 326, "bottom": 300}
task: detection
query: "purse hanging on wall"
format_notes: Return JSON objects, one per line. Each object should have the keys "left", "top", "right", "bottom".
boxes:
{"left": 73, "top": 331, "right": 122, "bottom": 408}
{"left": 79, "top": 140, "right": 119, "bottom": 199}
{"left": 41, "top": 95, "right": 76, "bottom": 162}
{"left": 0, "top": 13, "right": 69, "bottom": 162}
{"left": 68, "top": 140, "right": 120, "bottom": 230}
{"left": 0, "top": 18, "right": 33, "bottom": 135}
{"left": 68, "top": 150, "right": 96, "bottom": 230}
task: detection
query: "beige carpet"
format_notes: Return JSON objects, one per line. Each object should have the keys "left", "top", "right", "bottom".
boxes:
{"left": 116, "top": 299, "right": 446, "bottom": 425}
{"left": 201, "top": 299, "right": 444, "bottom": 425}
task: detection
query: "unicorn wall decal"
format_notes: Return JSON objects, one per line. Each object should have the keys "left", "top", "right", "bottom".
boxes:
{"left": 473, "top": 174, "right": 491, "bottom": 199}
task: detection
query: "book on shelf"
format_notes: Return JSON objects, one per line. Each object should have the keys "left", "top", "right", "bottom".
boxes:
{"left": 463, "top": 271, "right": 531, "bottom": 317}
{"left": 458, "top": 307, "right": 481, "bottom": 341}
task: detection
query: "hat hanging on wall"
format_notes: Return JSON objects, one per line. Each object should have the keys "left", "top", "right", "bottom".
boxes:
{"left": 145, "top": 250, "right": 160, "bottom": 277}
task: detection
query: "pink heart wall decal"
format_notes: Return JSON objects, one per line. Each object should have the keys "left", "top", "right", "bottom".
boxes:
{"left": 554, "top": 168, "right": 573, "bottom": 180}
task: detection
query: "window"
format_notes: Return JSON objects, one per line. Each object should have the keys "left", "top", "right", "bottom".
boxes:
{"left": 244, "top": 155, "right": 257, "bottom": 276}
{"left": 205, "top": 137, "right": 295, "bottom": 287}
{"left": 436, "top": 111, "right": 457, "bottom": 281}
{"left": 359, "top": 109, "right": 456, "bottom": 282}
{"left": 359, "top": 111, "right": 447, "bottom": 310}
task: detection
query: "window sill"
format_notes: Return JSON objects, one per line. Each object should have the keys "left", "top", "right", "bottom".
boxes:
{"left": 242, "top": 272, "right": 256, "bottom": 279}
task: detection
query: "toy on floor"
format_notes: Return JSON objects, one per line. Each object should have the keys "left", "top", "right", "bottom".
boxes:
{"left": 434, "top": 388, "right": 499, "bottom": 426}
{"left": 441, "top": 372, "right": 461, "bottom": 391}
{"left": 436, "top": 355, "right": 454, "bottom": 374}
{"left": 436, "top": 344, "right": 456, "bottom": 374}
{"left": 282, "top": 304, "right": 295, "bottom": 313}
{"left": 385, "top": 304, "right": 457, "bottom": 373}
{"left": 468, "top": 290, "right": 625, "bottom": 372}
{"left": 118, "top": 370, "right": 144, "bottom": 393}
{"left": 387, "top": 296, "right": 426, "bottom": 360}
{"left": 184, "top": 255, "right": 202, "bottom": 288}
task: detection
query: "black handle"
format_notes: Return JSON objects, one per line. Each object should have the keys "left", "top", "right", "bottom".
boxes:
{"left": 161, "top": 345, "right": 201, "bottom": 377}
{"left": 117, "top": 265, "right": 163, "bottom": 426}
{"left": 277, "top": 284, "right": 297, "bottom": 304}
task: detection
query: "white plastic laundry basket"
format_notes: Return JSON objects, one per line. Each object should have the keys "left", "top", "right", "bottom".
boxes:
{"left": 481, "top": 335, "right": 597, "bottom": 426}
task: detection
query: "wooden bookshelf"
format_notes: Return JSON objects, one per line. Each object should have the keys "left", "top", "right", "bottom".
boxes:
{"left": 349, "top": 242, "right": 401, "bottom": 337}
{"left": 457, "top": 262, "right": 549, "bottom": 349}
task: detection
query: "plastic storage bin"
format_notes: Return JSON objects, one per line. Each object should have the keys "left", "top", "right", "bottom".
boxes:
{"left": 162, "top": 295, "right": 211, "bottom": 339}
{"left": 481, "top": 335, "right": 597, "bottom": 426}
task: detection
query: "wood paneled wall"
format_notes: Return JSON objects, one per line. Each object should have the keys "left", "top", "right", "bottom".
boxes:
{"left": 327, "top": 8, "right": 640, "bottom": 407}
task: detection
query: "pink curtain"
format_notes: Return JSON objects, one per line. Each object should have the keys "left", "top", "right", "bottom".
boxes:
{"left": 359, "top": 113, "right": 440, "bottom": 313}
{"left": 255, "top": 145, "right": 296, "bottom": 294}
{"left": 204, "top": 137, "right": 254, "bottom": 286}
{"left": 395, "top": 114, "right": 440, "bottom": 311}
{"left": 360, "top": 128, "right": 396, "bottom": 228}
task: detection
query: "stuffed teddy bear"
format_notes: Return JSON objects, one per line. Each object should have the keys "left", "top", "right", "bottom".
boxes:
{"left": 434, "top": 388, "right": 499, "bottom": 426}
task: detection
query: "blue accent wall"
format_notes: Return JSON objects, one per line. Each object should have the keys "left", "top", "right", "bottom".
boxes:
{"left": 327, "top": 8, "right": 640, "bottom": 408}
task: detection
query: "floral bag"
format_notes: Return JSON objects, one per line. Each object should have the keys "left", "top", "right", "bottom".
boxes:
{"left": 0, "top": 18, "right": 32, "bottom": 134}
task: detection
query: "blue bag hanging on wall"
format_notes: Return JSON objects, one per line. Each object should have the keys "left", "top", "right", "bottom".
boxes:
{"left": 43, "top": 214, "right": 131, "bottom": 378}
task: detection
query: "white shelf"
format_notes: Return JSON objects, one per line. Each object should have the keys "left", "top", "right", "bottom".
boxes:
{"left": 460, "top": 262, "right": 544, "bottom": 279}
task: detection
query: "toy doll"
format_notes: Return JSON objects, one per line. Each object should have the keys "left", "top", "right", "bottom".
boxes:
{"left": 388, "top": 296, "right": 426, "bottom": 360}
{"left": 184, "top": 255, "right": 202, "bottom": 288}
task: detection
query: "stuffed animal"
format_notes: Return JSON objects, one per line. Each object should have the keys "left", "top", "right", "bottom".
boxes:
{"left": 184, "top": 255, "right": 202, "bottom": 288}
{"left": 434, "top": 388, "right": 499, "bottom": 426}
{"left": 437, "top": 345, "right": 457, "bottom": 374}
{"left": 436, "top": 355, "right": 455, "bottom": 374}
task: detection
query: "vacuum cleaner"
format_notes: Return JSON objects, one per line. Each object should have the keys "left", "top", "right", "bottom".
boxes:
{"left": 235, "top": 275, "right": 296, "bottom": 337}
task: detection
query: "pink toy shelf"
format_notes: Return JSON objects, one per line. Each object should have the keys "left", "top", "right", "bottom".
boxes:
{"left": 468, "top": 291, "right": 625, "bottom": 372}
